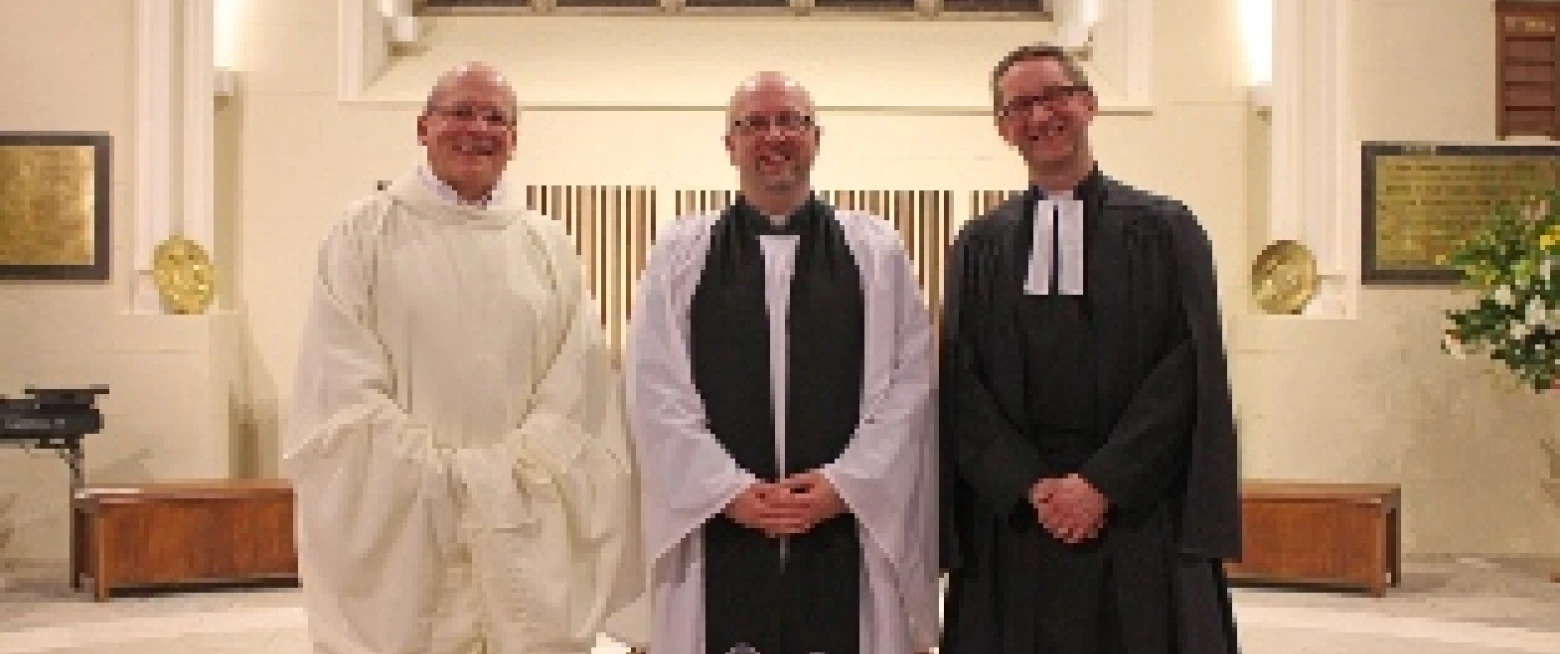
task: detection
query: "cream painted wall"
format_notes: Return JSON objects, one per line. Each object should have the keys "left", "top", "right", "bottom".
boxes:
{"left": 0, "top": 0, "right": 243, "bottom": 563}
{"left": 1237, "top": 0, "right": 1560, "bottom": 555}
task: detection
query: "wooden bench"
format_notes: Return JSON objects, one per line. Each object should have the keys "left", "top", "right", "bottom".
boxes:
{"left": 71, "top": 479, "right": 298, "bottom": 601}
{"left": 1225, "top": 481, "right": 1402, "bottom": 596}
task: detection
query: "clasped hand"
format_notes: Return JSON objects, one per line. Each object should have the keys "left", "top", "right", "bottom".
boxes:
{"left": 1030, "top": 473, "right": 1108, "bottom": 544}
{"left": 723, "top": 471, "right": 847, "bottom": 537}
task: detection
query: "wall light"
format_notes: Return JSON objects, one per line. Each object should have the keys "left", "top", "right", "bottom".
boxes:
{"left": 1240, "top": 0, "right": 1274, "bottom": 108}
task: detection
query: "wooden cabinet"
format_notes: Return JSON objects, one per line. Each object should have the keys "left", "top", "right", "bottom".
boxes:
{"left": 1225, "top": 482, "right": 1401, "bottom": 596}
{"left": 1498, "top": 1, "right": 1560, "bottom": 139}
{"left": 71, "top": 480, "right": 298, "bottom": 601}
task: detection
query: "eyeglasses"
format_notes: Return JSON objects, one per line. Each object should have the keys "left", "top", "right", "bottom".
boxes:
{"left": 427, "top": 104, "right": 516, "bottom": 129}
{"left": 730, "top": 112, "right": 816, "bottom": 135}
{"left": 998, "top": 85, "right": 1090, "bottom": 118}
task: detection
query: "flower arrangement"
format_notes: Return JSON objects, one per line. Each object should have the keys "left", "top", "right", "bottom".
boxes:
{"left": 1441, "top": 189, "right": 1560, "bottom": 392}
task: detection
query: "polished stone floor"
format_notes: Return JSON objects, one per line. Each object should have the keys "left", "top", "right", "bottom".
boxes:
{"left": 2, "top": 555, "right": 1558, "bottom": 653}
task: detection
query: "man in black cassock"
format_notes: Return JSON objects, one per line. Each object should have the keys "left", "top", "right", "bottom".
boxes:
{"left": 939, "top": 43, "right": 1242, "bottom": 654}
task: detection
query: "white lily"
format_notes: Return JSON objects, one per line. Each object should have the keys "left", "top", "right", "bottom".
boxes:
{"left": 1527, "top": 296, "right": 1548, "bottom": 327}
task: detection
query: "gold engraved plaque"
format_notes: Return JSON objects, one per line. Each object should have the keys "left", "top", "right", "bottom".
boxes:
{"left": 1252, "top": 240, "right": 1317, "bottom": 315}
{"left": 0, "top": 133, "right": 110, "bottom": 280}
{"left": 1363, "top": 142, "right": 1560, "bottom": 284}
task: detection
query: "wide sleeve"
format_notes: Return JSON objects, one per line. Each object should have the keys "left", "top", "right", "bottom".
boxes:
{"left": 1171, "top": 209, "right": 1241, "bottom": 558}
{"left": 817, "top": 225, "right": 940, "bottom": 648}
{"left": 941, "top": 224, "right": 1047, "bottom": 516}
{"left": 282, "top": 206, "right": 452, "bottom": 654}
{"left": 451, "top": 216, "right": 646, "bottom": 641}
{"left": 1078, "top": 206, "right": 1239, "bottom": 557}
{"left": 625, "top": 217, "right": 759, "bottom": 568}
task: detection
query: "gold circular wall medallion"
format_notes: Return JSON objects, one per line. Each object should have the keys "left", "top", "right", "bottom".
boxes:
{"left": 1252, "top": 240, "right": 1318, "bottom": 315}
{"left": 152, "top": 236, "right": 216, "bottom": 315}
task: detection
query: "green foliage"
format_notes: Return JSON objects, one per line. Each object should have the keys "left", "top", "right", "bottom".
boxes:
{"left": 1442, "top": 189, "right": 1560, "bottom": 392}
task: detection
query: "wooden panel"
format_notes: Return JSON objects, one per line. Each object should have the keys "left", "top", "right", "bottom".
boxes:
{"left": 1506, "top": 108, "right": 1558, "bottom": 135}
{"left": 74, "top": 481, "right": 298, "bottom": 600}
{"left": 941, "top": 0, "right": 1043, "bottom": 12}
{"left": 1503, "top": 10, "right": 1559, "bottom": 36}
{"left": 1226, "top": 481, "right": 1400, "bottom": 596}
{"left": 1504, "top": 84, "right": 1555, "bottom": 107}
{"left": 813, "top": 0, "right": 917, "bottom": 10}
{"left": 554, "top": 0, "right": 660, "bottom": 7}
{"left": 423, "top": 0, "right": 531, "bottom": 7}
{"left": 1508, "top": 38, "right": 1557, "bottom": 62}
{"left": 1497, "top": 2, "right": 1560, "bottom": 139}
{"left": 1505, "top": 63, "right": 1555, "bottom": 83}
{"left": 683, "top": 0, "right": 791, "bottom": 7}
{"left": 1232, "top": 500, "right": 1376, "bottom": 582}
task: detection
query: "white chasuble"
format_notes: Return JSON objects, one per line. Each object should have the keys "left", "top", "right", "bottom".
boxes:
{"left": 284, "top": 172, "right": 644, "bottom": 654}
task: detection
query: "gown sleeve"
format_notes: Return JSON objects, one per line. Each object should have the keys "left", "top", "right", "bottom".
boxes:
{"left": 1079, "top": 204, "right": 1240, "bottom": 557}
{"left": 817, "top": 216, "right": 941, "bottom": 648}
{"left": 941, "top": 222, "right": 1048, "bottom": 516}
{"left": 626, "top": 216, "right": 760, "bottom": 570}
{"left": 282, "top": 202, "right": 455, "bottom": 653}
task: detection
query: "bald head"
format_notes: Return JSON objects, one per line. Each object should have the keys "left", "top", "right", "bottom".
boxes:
{"left": 417, "top": 61, "right": 519, "bottom": 204}
{"left": 425, "top": 62, "right": 518, "bottom": 118}
{"left": 725, "top": 71, "right": 816, "bottom": 131}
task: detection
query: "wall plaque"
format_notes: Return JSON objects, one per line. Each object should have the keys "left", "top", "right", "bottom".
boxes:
{"left": 0, "top": 132, "right": 111, "bottom": 281}
{"left": 1362, "top": 141, "right": 1560, "bottom": 284}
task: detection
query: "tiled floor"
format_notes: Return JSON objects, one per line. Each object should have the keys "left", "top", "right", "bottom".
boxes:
{"left": 2, "top": 556, "right": 1558, "bottom": 653}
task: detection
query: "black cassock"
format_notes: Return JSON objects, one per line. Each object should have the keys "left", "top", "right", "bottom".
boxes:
{"left": 940, "top": 169, "right": 1242, "bottom": 654}
{"left": 691, "top": 195, "right": 865, "bottom": 654}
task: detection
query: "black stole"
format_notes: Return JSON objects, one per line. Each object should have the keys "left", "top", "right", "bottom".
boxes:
{"left": 690, "top": 195, "right": 865, "bottom": 654}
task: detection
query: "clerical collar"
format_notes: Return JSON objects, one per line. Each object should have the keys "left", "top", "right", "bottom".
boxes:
{"left": 1028, "top": 166, "right": 1104, "bottom": 201}
{"left": 736, "top": 194, "right": 820, "bottom": 236}
{"left": 417, "top": 164, "right": 506, "bottom": 208}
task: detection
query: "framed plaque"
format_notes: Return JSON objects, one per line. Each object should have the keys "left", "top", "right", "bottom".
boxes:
{"left": 1362, "top": 141, "right": 1560, "bottom": 285}
{"left": 0, "top": 132, "right": 111, "bottom": 281}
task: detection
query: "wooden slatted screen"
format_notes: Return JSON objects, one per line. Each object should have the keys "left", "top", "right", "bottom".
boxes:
{"left": 823, "top": 190, "right": 953, "bottom": 314}
{"left": 527, "top": 187, "right": 970, "bottom": 353}
{"left": 525, "top": 185, "right": 657, "bottom": 354}
{"left": 1498, "top": 2, "right": 1560, "bottom": 139}
{"left": 971, "top": 189, "right": 1021, "bottom": 218}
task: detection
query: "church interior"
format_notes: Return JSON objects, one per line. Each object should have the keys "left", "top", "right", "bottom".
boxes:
{"left": 3, "top": 0, "right": 1560, "bottom": 652}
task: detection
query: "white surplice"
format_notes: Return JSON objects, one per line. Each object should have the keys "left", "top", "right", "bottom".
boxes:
{"left": 283, "top": 171, "right": 644, "bottom": 654}
{"left": 626, "top": 210, "right": 940, "bottom": 653}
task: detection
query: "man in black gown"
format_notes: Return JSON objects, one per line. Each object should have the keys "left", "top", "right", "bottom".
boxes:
{"left": 939, "top": 43, "right": 1243, "bottom": 654}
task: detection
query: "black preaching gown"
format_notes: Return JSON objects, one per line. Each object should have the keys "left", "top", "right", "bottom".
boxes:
{"left": 940, "top": 169, "right": 1242, "bottom": 654}
{"left": 690, "top": 195, "right": 865, "bottom": 654}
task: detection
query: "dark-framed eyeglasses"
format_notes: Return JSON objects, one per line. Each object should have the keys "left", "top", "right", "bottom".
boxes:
{"left": 998, "top": 85, "right": 1091, "bottom": 118}
{"left": 427, "top": 104, "right": 516, "bottom": 129}
{"left": 730, "top": 112, "right": 816, "bottom": 135}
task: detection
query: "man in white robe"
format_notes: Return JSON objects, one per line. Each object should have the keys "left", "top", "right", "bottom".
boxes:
{"left": 626, "top": 72, "right": 939, "bottom": 654}
{"left": 284, "top": 62, "right": 644, "bottom": 654}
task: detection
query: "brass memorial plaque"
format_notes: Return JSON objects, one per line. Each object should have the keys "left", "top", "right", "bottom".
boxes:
{"left": 1363, "top": 142, "right": 1560, "bottom": 284}
{"left": 0, "top": 133, "right": 111, "bottom": 280}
